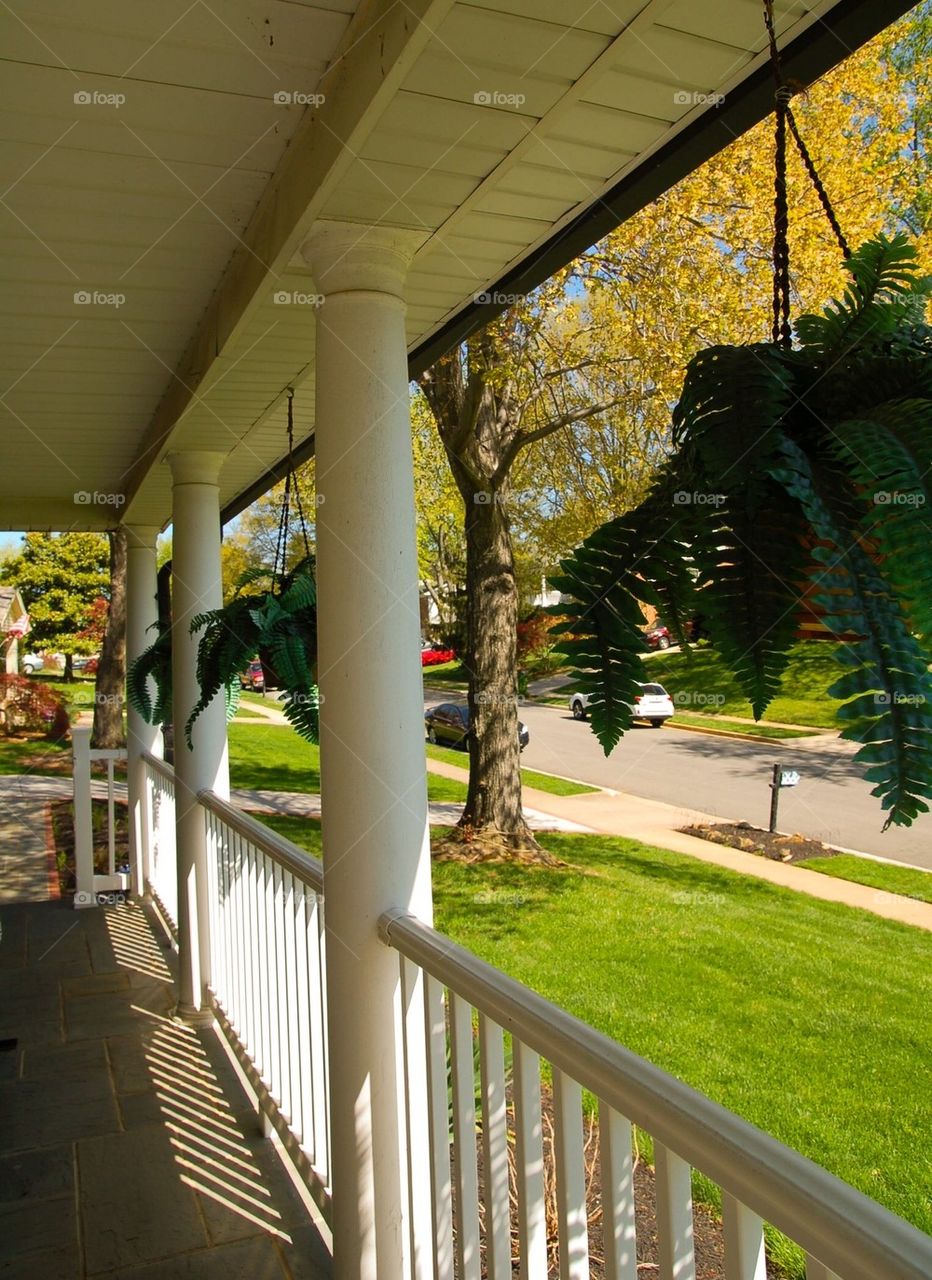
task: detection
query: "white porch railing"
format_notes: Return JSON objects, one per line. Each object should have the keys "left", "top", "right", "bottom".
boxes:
{"left": 141, "top": 751, "right": 178, "bottom": 934}
{"left": 72, "top": 724, "right": 129, "bottom": 907}
{"left": 379, "top": 908, "right": 932, "bottom": 1280}
{"left": 106, "top": 755, "right": 932, "bottom": 1278}
{"left": 200, "top": 789, "right": 332, "bottom": 1219}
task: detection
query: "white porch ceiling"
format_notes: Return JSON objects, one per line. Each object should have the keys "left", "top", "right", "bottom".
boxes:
{"left": 0, "top": 0, "right": 909, "bottom": 532}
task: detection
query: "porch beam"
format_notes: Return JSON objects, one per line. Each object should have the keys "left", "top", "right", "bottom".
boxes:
{"left": 168, "top": 451, "right": 230, "bottom": 1020}
{"left": 124, "top": 524, "right": 163, "bottom": 900}
{"left": 302, "top": 221, "right": 433, "bottom": 1280}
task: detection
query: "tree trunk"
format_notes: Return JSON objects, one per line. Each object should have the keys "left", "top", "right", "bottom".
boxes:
{"left": 64, "top": 654, "right": 73, "bottom": 682}
{"left": 91, "top": 529, "right": 127, "bottom": 748}
{"left": 441, "top": 488, "right": 553, "bottom": 861}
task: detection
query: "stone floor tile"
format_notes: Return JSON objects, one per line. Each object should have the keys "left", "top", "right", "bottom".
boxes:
{"left": 103, "top": 1235, "right": 293, "bottom": 1279}
{"left": 0, "top": 1241, "right": 81, "bottom": 1279}
{"left": 273, "top": 1222, "right": 334, "bottom": 1280}
{"left": 64, "top": 985, "right": 173, "bottom": 1042}
{"left": 118, "top": 1089, "right": 165, "bottom": 1130}
{"left": 0, "top": 1074, "right": 119, "bottom": 1153}
{"left": 79, "top": 1124, "right": 208, "bottom": 1275}
{"left": 62, "top": 970, "right": 131, "bottom": 997}
{"left": 106, "top": 1033, "right": 152, "bottom": 1094}
{"left": 0, "top": 1192, "right": 76, "bottom": 1262}
{"left": 0, "top": 1143, "right": 73, "bottom": 1203}
{"left": 20, "top": 1037, "right": 107, "bottom": 1081}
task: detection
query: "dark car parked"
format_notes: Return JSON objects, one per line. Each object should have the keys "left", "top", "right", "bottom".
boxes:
{"left": 425, "top": 702, "right": 529, "bottom": 751}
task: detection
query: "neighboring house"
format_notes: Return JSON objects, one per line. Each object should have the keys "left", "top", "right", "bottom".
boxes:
{"left": 0, "top": 587, "right": 29, "bottom": 675}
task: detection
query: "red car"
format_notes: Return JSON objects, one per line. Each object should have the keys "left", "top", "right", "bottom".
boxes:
{"left": 239, "top": 659, "right": 265, "bottom": 691}
{"left": 645, "top": 624, "right": 671, "bottom": 650}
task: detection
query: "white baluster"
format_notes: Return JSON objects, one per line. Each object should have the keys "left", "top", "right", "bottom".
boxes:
{"left": 450, "top": 993, "right": 481, "bottom": 1280}
{"left": 479, "top": 1014, "right": 510, "bottom": 1279}
{"left": 599, "top": 1104, "right": 637, "bottom": 1280}
{"left": 723, "top": 1193, "right": 766, "bottom": 1280}
{"left": 401, "top": 957, "right": 436, "bottom": 1279}
{"left": 513, "top": 1039, "right": 547, "bottom": 1280}
{"left": 424, "top": 975, "right": 454, "bottom": 1280}
{"left": 552, "top": 1068, "right": 589, "bottom": 1280}
{"left": 654, "top": 1143, "right": 695, "bottom": 1280}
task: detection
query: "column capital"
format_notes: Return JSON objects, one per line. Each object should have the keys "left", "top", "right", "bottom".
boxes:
{"left": 300, "top": 221, "right": 426, "bottom": 299}
{"left": 166, "top": 451, "right": 226, "bottom": 487}
{"left": 123, "top": 524, "right": 161, "bottom": 552}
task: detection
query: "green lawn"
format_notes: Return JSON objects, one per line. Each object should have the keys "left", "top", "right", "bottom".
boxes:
{"left": 421, "top": 660, "right": 469, "bottom": 688}
{"left": 797, "top": 854, "right": 932, "bottom": 905}
{"left": 227, "top": 724, "right": 467, "bottom": 803}
{"left": 27, "top": 673, "right": 99, "bottom": 718}
{"left": 425, "top": 742, "right": 597, "bottom": 796}
{"left": 644, "top": 642, "right": 847, "bottom": 728}
{"left": 671, "top": 712, "right": 816, "bottom": 740}
{"left": 239, "top": 689, "right": 274, "bottom": 706}
{"left": 0, "top": 735, "right": 70, "bottom": 775}
{"left": 250, "top": 815, "right": 932, "bottom": 1275}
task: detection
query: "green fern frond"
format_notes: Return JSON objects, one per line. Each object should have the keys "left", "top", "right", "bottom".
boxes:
{"left": 828, "top": 402, "right": 932, "bottom": 647}
{"left": 186, "top": 562, "right": 319, "bottom": 747}
{"left": 795, "top": 233, "right": 928, "bottom": 360}
{"left": 671, "top": 342, "right": 806, "bottom": 717}
{"left": 282, "top": 685, "right": 320, "bottom": 743}
{"left": 127, "top": 625, "right": 172, "bottom": 725}
{"left": 548, "top": 481, "right": 699, "bottom": 752}
{"left": 771, "top": 438, "right": 932, "bottom": 827}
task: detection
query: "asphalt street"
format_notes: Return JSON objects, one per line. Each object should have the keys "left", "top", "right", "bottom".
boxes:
{"left": 424, "top": 691, "right": 932, "bottom": 869}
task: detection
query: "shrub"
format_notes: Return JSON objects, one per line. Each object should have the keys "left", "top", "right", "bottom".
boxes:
{"left": 421, "top": 648, "right": 456, "bottom": 667}
{"left": 0, "top": 674, "right": 70, "bottom": 740}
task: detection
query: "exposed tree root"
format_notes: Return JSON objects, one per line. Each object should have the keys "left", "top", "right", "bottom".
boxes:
{"left": 431, "top": 822, "right": 568, "bottom": 866}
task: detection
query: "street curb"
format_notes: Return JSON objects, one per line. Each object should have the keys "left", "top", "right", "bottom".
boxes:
{"left": 668, "top": 721, "right": 819, "bottom": 746}
{"left": 423, "top": 752, "right": 607, "bottom": 797}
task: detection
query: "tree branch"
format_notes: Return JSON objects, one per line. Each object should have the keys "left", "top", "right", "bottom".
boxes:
{"left": 491, "top": 398, "right": 625, "bottom": 488}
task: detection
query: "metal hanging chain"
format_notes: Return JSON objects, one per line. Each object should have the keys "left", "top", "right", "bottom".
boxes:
{"left": 762, "top": 0, "right": 850, "bottom": 346}
{"left": 287, "top": 396, "right": 313, "bottom": 565}
{"left": 271, "top": 390, "right": 312, "bottom": 589}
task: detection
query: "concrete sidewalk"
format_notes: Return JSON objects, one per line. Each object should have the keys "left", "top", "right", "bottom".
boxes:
{"left": 424, "top": 758, "right": 932, "bottom": 933}
{"left": 4, "top": 765, "right": 929, "bottom": 932}
{"left": 234, "top": 786, "right": 592, "bottom": 833}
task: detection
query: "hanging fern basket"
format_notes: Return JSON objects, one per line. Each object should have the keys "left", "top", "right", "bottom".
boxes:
{"left": 549, "top": 3, "right": 932, "bottom": 829}
{"left": 128, "top": 393, "right": 322, "bottom": 749}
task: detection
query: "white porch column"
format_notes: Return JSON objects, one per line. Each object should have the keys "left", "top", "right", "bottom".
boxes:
{"left": 302, "top": 221, "right": 433, "bottom": 1280}
{"left": 125, "top": 524, "right": 162, "bottom": 900}
{"left": 168, "top": 451, "right": 230, "bottom": 1020}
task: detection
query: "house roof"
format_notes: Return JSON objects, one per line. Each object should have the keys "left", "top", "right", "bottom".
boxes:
{"left": 0, "top": 0, "right": 912, "bottom": 533}
{"left": 0, "top": 586, "right": 27, "bottom": 631}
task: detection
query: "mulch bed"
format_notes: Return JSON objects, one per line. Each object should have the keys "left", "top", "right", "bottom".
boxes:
{"left": 470, "top": 1089, "right": 783, "bottom": 1278}
{"left": 48, "top": 797, "right": 130, "bottom": 896}
{"left": 681, "top": 821, "right": 842, "bottom": 864}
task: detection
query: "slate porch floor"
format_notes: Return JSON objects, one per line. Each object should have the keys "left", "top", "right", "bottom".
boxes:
{"left": 0, "top": 898, "right": 331, "bottom": 1279}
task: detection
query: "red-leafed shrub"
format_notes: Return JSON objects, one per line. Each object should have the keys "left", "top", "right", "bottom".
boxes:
{"left": 516, "top": 612, "right": 557, "bottom": 663}
{"left": 0, "top": 674, "right": 70, "bottom": 740}
{"left": 421, "top": 648, "right": 455, "bottom": 667}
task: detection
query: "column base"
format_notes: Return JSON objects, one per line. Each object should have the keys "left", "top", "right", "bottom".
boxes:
{"left": 172, "top": 1003, "right": 215, "bottom": 1028}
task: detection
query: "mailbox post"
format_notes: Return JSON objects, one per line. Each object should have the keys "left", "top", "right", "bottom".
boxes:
{"left": 769, "top": 763, "right": 801, "bottom": 832}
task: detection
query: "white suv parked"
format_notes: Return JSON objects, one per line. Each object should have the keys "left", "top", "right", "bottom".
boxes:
{"left": 569, "top": 681, "right": 674, "bottom": 729}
